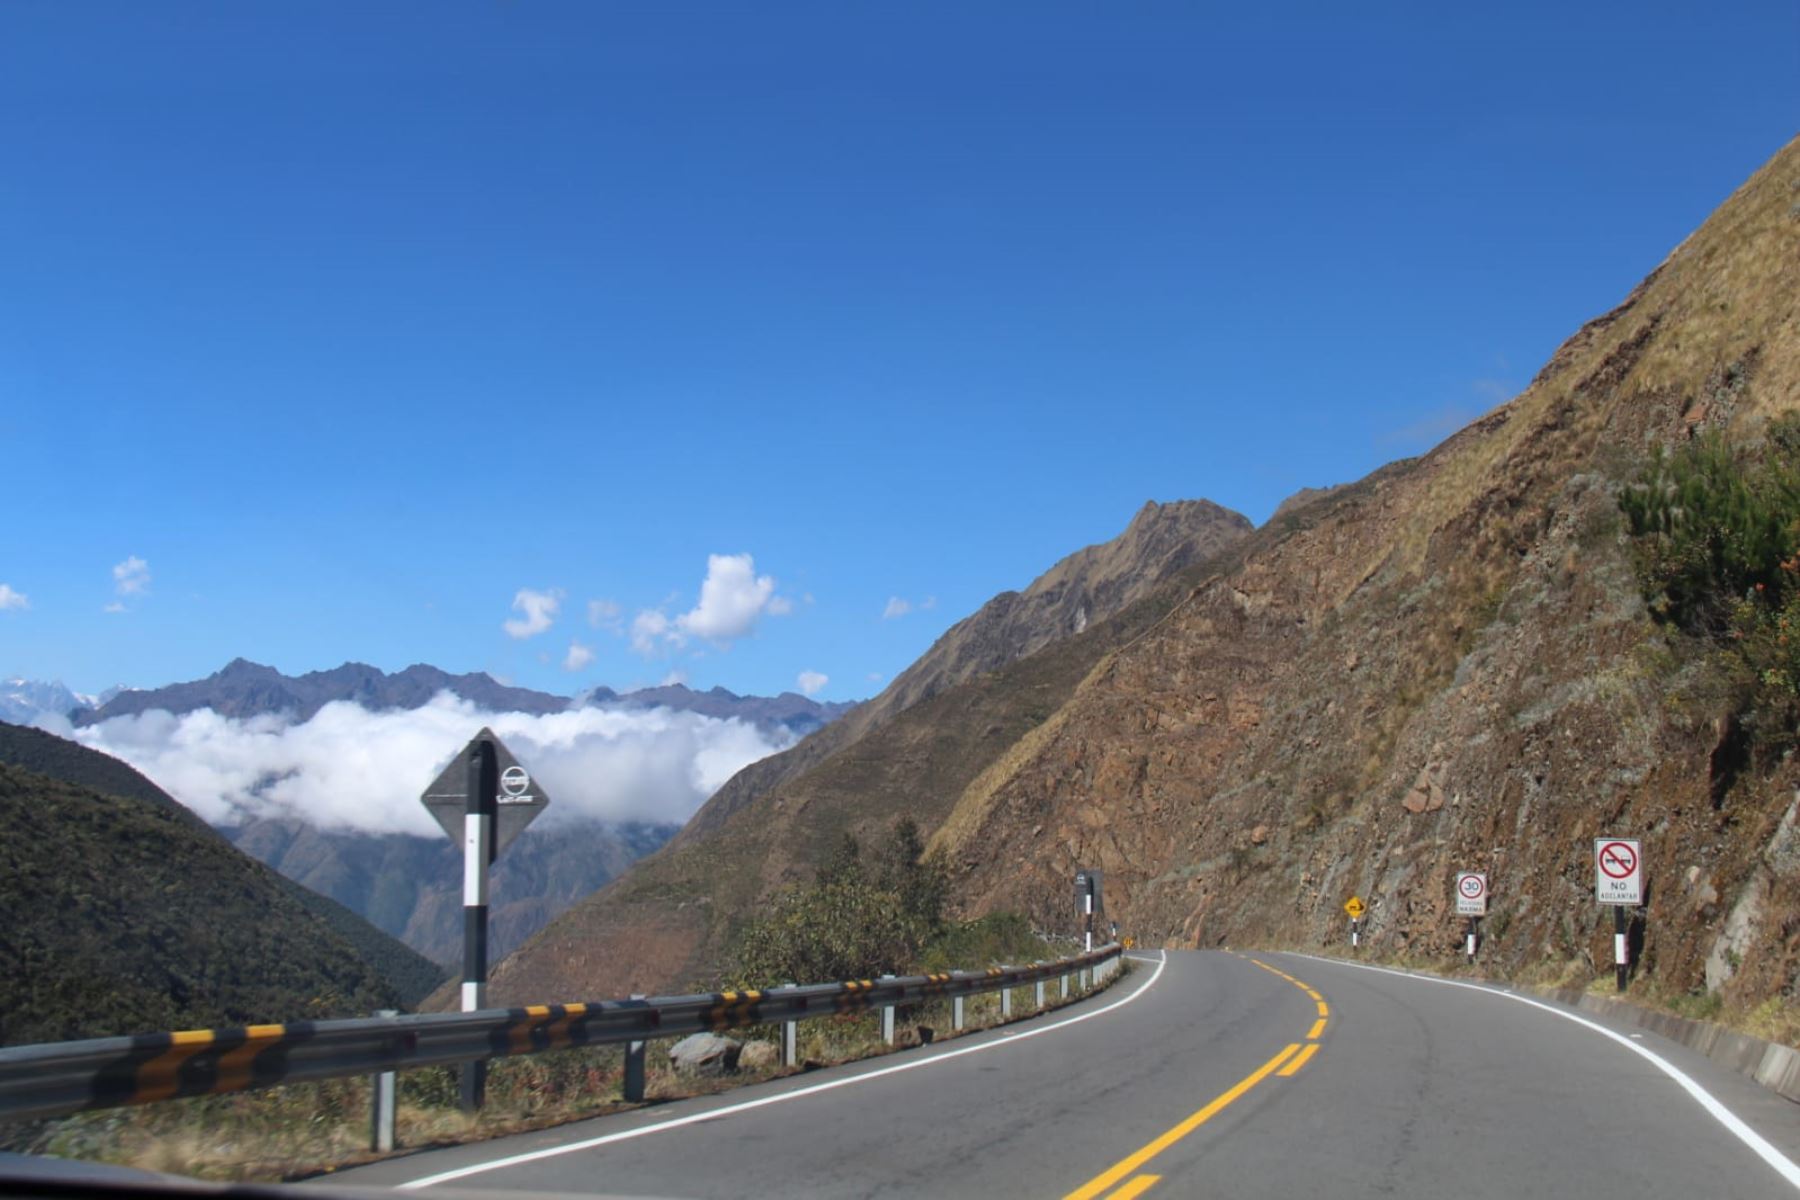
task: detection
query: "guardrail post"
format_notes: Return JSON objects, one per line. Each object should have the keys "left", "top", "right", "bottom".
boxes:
{"left": 369, "top": 1009, "right": 397, "bottom": 1153}
{"left": 781, "top": 984, "right": 798, "bottom": 1067}
{"left": 1035, "top": 977, "right": 1046, "bottom": 1009}
{"left": 1080, "top": 966, "right": 1090, "bottom": 991}
{"left": 953, "top": 994, "right": 965, "bottom": 1032}
{"left": 1001, "top": 982, "right": 1012, "bottom": 1019}
{"left": 623, "top": 994, "right": 647, "bottom": 1103}
{"left": 880, "top": 974, "right": 897, "bottom": 1045}
{"left": 1061, "top": 972, "right": 1070, "bottom": 999}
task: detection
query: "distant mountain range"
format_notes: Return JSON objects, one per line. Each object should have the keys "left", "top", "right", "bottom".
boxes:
{"left": 224, "top": 816, "right": 678, "bottom": 968}
{"left": 27, "top": 658, "right": 856, "bottom": 739}
{"left": 3, "top": 659, "right": 857, "bottom": 969}
{"left": 0, "top": 679, "right": 122, "bottom": 725}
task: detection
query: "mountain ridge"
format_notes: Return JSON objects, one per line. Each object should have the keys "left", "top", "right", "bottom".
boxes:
{"left": 69, "top": 659, "right": 854, "bottom": 739}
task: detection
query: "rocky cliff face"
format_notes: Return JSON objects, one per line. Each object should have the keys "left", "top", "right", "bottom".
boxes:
{"left": 487, "top": 139, "right": 1800, "bottom": 1021}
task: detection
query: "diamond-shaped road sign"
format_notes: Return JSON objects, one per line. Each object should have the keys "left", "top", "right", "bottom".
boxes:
{"left": 420, "top": 728, "right": 550, "bottom": 858}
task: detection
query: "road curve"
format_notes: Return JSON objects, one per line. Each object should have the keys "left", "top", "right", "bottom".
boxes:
{"left": 326, "top": 951, "right": 1800, "bottom": 1198}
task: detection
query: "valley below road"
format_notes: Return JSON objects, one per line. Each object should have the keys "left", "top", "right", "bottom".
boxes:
{"left": 326, "top": 951, "right": 1800, "bottom": 1199}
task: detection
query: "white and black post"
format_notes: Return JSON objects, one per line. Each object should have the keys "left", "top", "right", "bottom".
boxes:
{"left": 460, "top": 737, "right": 497, "bottom": 1112}
{"left": 1614, "top": 905, "right": 1629, "bottom": 993}
{"left": 1466, "top": 916, "right": 1479, "bottom": 964}
{"left": 1350, "top": 918, "right": 1360, "bottom": 949}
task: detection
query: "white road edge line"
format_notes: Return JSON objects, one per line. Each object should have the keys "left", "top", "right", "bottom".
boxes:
{"left": 398, "top": 950, "right": 1171, "bottom": 1189}
{"left": 1285, "top": 952, "right": 1800, "bottom": 1192}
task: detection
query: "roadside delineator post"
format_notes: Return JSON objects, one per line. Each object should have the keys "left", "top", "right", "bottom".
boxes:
{"left": 781, "top": 984, "right": 798, "bottom": 1067}
{"left": 419, "top": 728, "right": 551, "bottom": 1113}
{"left": 459, "top": 742, "right": 495, "bottom": 1111}
{"left": 880, "top": 974, "right": 897, "bottom": 1045}
{"left": 623, "top": 994, "right": 647, "bottom": 1102}
{"left": 369, "top": 1009, "right": 398, "bottom": 1152}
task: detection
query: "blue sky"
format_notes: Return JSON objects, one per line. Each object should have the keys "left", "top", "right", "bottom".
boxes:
{"left": 3, "top": 1, "right": 1796, "bottom": 702}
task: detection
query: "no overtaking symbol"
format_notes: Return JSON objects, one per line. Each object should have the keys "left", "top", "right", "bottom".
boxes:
{"left": 1594, "top": 837, "right": 1644, "bottom": 906}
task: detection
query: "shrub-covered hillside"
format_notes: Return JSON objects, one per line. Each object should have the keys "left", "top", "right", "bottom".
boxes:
{"left": 0, "top": 760, "right": 409, "bottom": 1045}
{"left": 0, "top": 721, "right": 446, "bottom": 1012}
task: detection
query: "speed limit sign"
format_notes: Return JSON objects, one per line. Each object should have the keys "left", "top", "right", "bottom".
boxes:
{"left": 1455, "top": 871, "right": 1488, "bottom": 916}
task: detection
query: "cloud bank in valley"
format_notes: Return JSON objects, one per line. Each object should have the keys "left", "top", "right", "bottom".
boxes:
{"left": 49, "top": 693, "right": 792, "bottom": 837}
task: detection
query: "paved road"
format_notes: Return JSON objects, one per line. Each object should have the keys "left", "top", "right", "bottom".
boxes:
{"left": 330, "top": 951, "right": 1800, "bottom": 1198}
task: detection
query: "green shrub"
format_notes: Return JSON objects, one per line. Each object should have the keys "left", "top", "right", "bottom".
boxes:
{"left": 730, "top": 819, "right": 1049, "bottom": 985}
{"left": 732, "top": 819, "right": 946, "bottom": 987}
{"left": 1620, "top": 415, "right": 1800, "bottom": 736}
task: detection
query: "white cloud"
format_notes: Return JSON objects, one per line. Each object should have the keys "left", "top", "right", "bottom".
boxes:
{"left": 678, "top": 554, "right": 775, "bottom": 642}
{"left": 113, "top": 556, "right": 150, "bottom": 596}
{"left": 503, "top": 588, "right": 562, "bottom": 639}
{"left": 47, "top": 692, "right": 794, "bottom": 835}
{"left": 631, "top": 609, "right": 676, "bottom": 656}
{"left": 631, "top": 553, "right": 783, "bottom": 657}
{"left": 0, "top": 584, "right": 26, "bottom": 611}
{"left": 587, "top": 598, "right": 622, "bottom": 631}
{"left": 883, "top": 594, "right": 936, "bottom": 620}
{"left": 563, "top": 640, "right": 595, "bottom": 672}
{"left": 797, "top": 670, "right": 828, "bottom": 697}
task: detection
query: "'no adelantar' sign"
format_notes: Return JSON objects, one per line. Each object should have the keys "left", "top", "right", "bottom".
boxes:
{"left": 420, "top": 728, "right": 551, "bottom": 858}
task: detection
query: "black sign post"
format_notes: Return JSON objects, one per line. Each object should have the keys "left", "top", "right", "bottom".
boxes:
{"left": 420, "top": 728, "right": 550, "bottom": 1112}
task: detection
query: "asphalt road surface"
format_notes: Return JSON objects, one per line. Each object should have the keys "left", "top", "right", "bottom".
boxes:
{"left": 329, "top": 951, "right": 1800, "bottom": 1198}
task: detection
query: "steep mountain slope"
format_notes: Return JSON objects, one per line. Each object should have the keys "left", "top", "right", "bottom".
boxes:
{"left": 0, "top": 760, "right": 408, "bottom": 1045}
{"left": 683, "top": 499, "right": 1252, "bottom": 840}
{"left": 476, "top": 500, "right": 1252, "bottom": 1003}
{"left": 488, "top": 139, "right": 1800, "bottom": 1017}
{"left": 0, "top": 721, "right": 212, "bottom": 830}
{"left": 926, "top": 138, "right": 1800, "bottom": 1011}
{"left": 0, "top": 722, "right": 445, "bottom": 1010}
{"left": 225, "top": 818, "right": 676, "bottom": 965}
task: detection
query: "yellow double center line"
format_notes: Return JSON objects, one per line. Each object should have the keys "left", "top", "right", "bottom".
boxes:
{"left": 1062, "top": 955, "right": 1329, "bottom": 1200}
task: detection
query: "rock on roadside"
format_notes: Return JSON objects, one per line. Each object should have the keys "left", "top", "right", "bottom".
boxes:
{"left": 668, "top": 1032, "right": 742, "bottom": 1075}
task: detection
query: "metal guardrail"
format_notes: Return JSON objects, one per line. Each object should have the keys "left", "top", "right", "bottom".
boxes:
{"left": 0, "top": 944, "right": 1123, "bottom": 1123}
